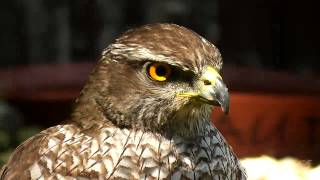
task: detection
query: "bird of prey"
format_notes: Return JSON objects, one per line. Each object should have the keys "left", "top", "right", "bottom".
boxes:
{"left": 0, "top": 23, "right": 246, "bottom": 180}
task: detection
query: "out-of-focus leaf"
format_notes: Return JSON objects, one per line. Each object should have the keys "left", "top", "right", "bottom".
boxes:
{"left": 0, "top": 149, "right": 13, "bottom": 166}
{"left": 17, "top": 126, "right": 41, "bottom": 143}
{"left": 0, "top": 130, "right": 10, "bottom": 149}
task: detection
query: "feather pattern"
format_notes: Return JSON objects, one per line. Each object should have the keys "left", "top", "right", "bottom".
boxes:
{"left": 2, "top": 122, "right": 246, "bottom": 179}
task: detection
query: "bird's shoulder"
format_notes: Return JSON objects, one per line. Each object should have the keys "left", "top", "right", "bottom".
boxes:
{"left": 1, "top": 123, "right": 246, "bottom": 179}
{"left": 1, "top": 123, "right": 173, "bottom": 179}
{"left": 0, "top": 124, "right": 65, "bottom": 180}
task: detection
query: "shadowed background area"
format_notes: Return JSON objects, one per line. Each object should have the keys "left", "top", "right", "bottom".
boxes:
{"left": 0, "top": 0, "right": 320, "bottom": 179}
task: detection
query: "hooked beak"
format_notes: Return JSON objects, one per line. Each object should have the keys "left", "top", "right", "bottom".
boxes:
{"left": 177, "top": 66, "right": 230, "bottom": 114}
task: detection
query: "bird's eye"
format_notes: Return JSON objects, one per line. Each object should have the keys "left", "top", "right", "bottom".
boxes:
{"left": 147, "top": 63, "right": 172, "bottom": 82}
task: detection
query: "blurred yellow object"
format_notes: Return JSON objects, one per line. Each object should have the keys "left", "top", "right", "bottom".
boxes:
{"left": 241, "top": 156, "right": 320, "bottom": 180}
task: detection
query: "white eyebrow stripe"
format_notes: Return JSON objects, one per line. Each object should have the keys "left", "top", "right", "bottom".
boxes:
{"left": 106, "top": 43, "right": 198, "bottom": 73}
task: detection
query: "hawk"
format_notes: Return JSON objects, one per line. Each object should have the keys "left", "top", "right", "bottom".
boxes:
{"left": 1, "top": 24, "right": 246, "bottom": 180}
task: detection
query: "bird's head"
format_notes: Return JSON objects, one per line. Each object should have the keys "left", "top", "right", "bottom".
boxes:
{"left": 75, "top": 24, "right": 229, "bottom": 137}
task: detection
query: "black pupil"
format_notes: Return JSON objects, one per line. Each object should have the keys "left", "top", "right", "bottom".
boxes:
{"left": 156, "top": 65, "right": 167, "bottom": 76}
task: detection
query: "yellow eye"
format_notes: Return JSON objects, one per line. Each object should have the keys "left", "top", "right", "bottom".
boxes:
{"left": 147, "top": 63, "right": 172, "bottom": 81}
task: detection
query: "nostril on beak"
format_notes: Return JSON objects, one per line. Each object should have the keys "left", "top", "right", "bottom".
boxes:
{"left": 203, "top": 79, "right": 211, "bottom": 85}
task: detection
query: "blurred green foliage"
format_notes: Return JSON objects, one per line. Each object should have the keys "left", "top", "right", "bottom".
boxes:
{"left": 0, "top": 126, "right": 41, "bottom": 166}
{"left": 0, "top": 100, "right": 42, "bottom": 166}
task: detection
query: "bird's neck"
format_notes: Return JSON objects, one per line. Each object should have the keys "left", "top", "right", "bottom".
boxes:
{"left": 69, "top": 80, "right": 112, "bottom": 128}
{"left": 167, "top": 103, "right": 214, "bottom": 138}
{"left": 71, "top": 78, "right": 214, "bottom": 139}
{"left": 71, "top": 97, "right": 213, "bottom": 140}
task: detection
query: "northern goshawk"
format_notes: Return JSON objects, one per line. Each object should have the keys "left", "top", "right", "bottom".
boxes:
{"left": 1, "top": 23, "right": 246, "bottom": 180}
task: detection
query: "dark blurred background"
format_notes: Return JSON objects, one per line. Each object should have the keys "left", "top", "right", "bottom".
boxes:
{"left": 1, "top": 0, "right": 319, "bottom": 73}
{"left": 1, "top": 0, "right": 320, "bottom": 167}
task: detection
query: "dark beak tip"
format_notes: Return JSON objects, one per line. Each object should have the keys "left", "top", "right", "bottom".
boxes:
{"left": 218, "top": 93, "right": 230, "bottom": 114}
{"left": 222, "top": 104, "right": 229, "bottom": 114}
{"left": 213, "top": 98, "right": 229, "bottom": 114}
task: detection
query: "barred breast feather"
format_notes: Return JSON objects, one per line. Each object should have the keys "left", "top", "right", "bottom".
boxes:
{"left": 1, "top": 122, "right": 245, "bottom": 180}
